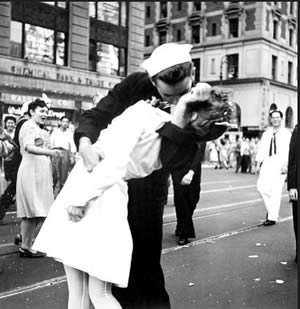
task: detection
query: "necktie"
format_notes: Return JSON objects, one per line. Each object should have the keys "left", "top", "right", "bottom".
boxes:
{"left": 269, "top": 133, "right": 277, "bottom": 156}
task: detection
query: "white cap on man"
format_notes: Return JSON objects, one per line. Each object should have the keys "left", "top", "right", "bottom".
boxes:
{"left": 141, "top": 43, "right": 193, "bottom": 77}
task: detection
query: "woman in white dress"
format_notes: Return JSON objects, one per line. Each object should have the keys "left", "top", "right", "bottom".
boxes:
{"left": 16, "top": 99, "right": 61, "bottom": 258}
{"left": 33, "top": 83, "right": 232, "bottom": 309}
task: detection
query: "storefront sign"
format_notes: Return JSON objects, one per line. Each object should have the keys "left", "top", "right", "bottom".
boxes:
{"left": 1, "top": 93, "right": 75, "bottom": 110}
{"left": 10, "top": 64, "right": 117, "bottom": 89}
{"left": 5, "top": 105, "right": 66, "bottom": 119}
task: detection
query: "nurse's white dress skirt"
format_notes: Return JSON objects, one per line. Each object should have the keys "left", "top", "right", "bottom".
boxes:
{"left": 33, "top": 159, "right": 133, "bottom": 288}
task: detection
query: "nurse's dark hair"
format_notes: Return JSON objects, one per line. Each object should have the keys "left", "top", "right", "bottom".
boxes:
{"left": 151, "top": 62, "right": 193, "bottom": 85}
{"left": 28, "top": 98, "right": 48, "bottom": 113}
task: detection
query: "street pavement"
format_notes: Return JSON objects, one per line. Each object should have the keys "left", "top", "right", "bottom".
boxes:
{"left": 0, "top": 167, "right": 297, "bottom": 309}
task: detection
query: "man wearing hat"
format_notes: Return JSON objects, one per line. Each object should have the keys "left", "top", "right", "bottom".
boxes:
{"left": 75, "top": 43, "right": 228, "bottom": 308}
{"left": 255, "top": 109, "right": 291, "bottom": 226}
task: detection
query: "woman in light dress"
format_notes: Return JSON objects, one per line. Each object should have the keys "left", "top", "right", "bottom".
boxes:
{"left": 16, "top": 99, "right": 61, "bottom": 258}
{"left": 33, "top": 83, "right": 230, "bottom": 309}
{"left": 208, "top": 140, "right": 219, "bottom": 168}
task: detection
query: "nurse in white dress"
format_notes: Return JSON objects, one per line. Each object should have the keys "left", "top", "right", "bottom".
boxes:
{"left": 33, "top": 83, "right": 218, "bottom": 309}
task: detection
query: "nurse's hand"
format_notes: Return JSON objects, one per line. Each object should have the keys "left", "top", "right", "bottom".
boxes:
{"left": 79, "top": 137, "right": 101, "bottom": 172}
{"left": 67, "top": 205, "right": 86, "bottom": 222}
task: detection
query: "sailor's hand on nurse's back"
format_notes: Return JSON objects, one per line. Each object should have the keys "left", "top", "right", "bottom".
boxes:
{"left": 79, "top": 137, "right": 102, "bottom": 172}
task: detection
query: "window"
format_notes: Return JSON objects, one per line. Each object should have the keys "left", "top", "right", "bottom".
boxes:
{"left": 146, "top": 5, "right": 151, "bottom": 18}
{"left": 227, "top": 54, "right": 239, "bottom": 79}
{"left": 273, "top": 20, "right": 278, "bottom": 39}
{"left": 193, "top": 1, "right": 202, "bottom": 11}
{"left": 210, "top": 58, "right": 216, "bottom": 74}
{"left": 89, "top": 2, "right": 127, "bottom": 26}
{"left": 177, "top": 30, "right": 182, "bottom": 41}
{"left": 272, "top": 55, "right": 277, "bottom": 80}
{"left": 10, "top": 21, "right": 22, "bottom": 58}
{"left": 285, "top": 107, "right": 293, "bottom": 128}
{"left": 41, "top": 1, "right": 55, "bottom": 5}
{"left": 9, "top": 21, "right": 67, "bottom": 66}
{"left": 89, "top": 40, "right": 96, "bottom": 71}
{"left": 290, "top": 2, "right": 294, "bottom": 14}
{"left": 192, "top": 58, "right": 200, "bottom": 82}
{"left": 159, "top": 31, "right": 167, "bottom": 45}
{"left": 97, "top": 2, "right": 119, "bottom": 25}
{"left": 89, "top": 2, "right": 96, "bottom": 18}
{"left": 160, "top": 2, "right": 168, "bottom": 18}
{"left": 41, "top": 1, "right": 67, "bottom": 8}
{"left": 212, "top": 23, "right": 217, "bottom": 36}
{"left": 191, "top": 25, "right": 200, "bottom": 43}
{"left": 90, "top": 41, "right": 126, "bottom": 76}
{"left": 145, "top": 35, "right": 150, "bottom": 47}
{"left": 229, "top": 18, "right": 239, "bottom": 38}
{"left": 289, "top": 29, "right": 293, "bottom": 46}
{"left": 120, "top": 2, "right": 127, "bottom": 27}
{"left": 288, "top": 61, "right": 293, "bottom": 84}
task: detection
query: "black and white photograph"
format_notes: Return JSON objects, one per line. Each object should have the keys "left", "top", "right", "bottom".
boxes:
{"left": 0, "top": 1, "right": 297, "bottom": 308}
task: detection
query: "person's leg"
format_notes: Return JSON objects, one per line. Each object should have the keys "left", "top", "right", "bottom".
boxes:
{"left": 52, "top": 155, "right": 60, "bottom": 192}
{"left": 34, "top": 217, "right": 45, "bottom": 240}
{"left": 113, "top": 169, "right": 171, "bottom": 309}
{"left": 257, "top": 168, "right": 272, "bottom": 220}
{"left": 64, "top": 265, "right": 91, "bottom": 309}
{"left": 292, "top": 201, "right": 298, "bottom": 261}
{"left": 20, "top": 218, "right": 37, "bottom": 249}
{"left": 235, "top": 154, "right": 241, "bottom": 172}
{"left": 267, "top": 175, "right": 286, "bottom": 222}
{"left": 172, "top": 169, "right": 199, "bottom": 240}
{"left": 0, "top": 181, "right": 16, "bottom": 222}
{"left": 60, "top": 150, "right": 71, "bottom": 189}
{"left": 171, "top": 171, "right": 187, "bottom": 237}
{"left": 88, "top": 276, "right": 121, "bottom": 309}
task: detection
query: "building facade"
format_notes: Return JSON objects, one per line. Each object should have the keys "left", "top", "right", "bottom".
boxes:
{"left": 0, "top": 1, "right": 144, "bottom": 128}
{"left": 144, "top": 1, "right": 298, "bottom": 136}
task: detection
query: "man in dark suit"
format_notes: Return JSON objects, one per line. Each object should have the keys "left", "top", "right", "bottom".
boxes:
{"left": 170, "top": 141, "right": 206, "bottom": 245}
{"left": 287, "top": 124, "right": 298, "bottom": 263}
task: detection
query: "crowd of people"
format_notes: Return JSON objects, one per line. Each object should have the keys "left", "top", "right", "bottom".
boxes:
{"left": 0, "top": 43, "right": 297, "bottom": 309}
{"left": 207, "top": 135, "right": 260, "bottom": 173}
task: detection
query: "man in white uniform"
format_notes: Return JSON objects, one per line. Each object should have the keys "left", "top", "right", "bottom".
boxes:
{"left": 255, "top": 109, "right": 291, "bottom": 225}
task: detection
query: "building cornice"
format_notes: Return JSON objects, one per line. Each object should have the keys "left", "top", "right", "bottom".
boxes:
{"left": 206, "top": 78, "right": 297, "bottom": 92}
{"left": 190, "top": 36, "right": 297, "bottom": 55}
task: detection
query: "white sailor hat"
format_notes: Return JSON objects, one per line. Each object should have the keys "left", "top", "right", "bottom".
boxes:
{"left": 141, "top": 43, "right": 193, "bottom": 77}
